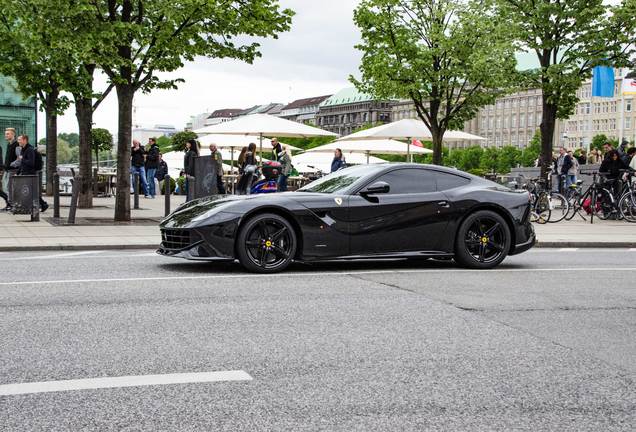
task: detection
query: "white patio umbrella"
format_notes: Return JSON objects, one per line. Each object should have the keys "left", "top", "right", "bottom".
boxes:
{"left": 293, "top": 151, "right": 386, "bottom": 174}
{"left": 338, "top": 119, "right": 484, "bottom": 161}
{"left": 193, "top": 113, "right": 338, "bottom": 162}
{"left": 162, "top": 151, "right": 236, "bottom": 175}
{"left": 196, "top": 133, "right": 303, "bottom": 172}
{"left": 307, "top": 138, "right": 432, "bottom": 163}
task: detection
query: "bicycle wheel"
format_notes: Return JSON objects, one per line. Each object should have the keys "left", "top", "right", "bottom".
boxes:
{"left": 594, "top": 190, "right": 616, "bottom": 220}
{"left": 619, "top": 192, "right": 636, "bottom": 223}
{"left": 531, "top": 193, "right": 550, "bottom": 224}
{"left": 547, "top": 192, "right": 568, "bottom": 223}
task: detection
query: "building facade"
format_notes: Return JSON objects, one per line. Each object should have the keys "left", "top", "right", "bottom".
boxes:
{"left": 0, "top": 75, "right": 37, "bottom": 157}
{"left": 205, "top": 108, "right": 244, "bottom": 126}
{"left": 316, "top": 88, "right": 394, "bottom": 136}
{"left": 280, "top": 95, "right": 331, "bottom": 125}
{"left": 132, "top": 124, "right": 178, "bottom": 144}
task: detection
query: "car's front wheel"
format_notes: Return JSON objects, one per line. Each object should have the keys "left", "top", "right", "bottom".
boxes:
{"left": 237, "top": 213, "right": 297, "bottom": 273}
{"left": 454, "top": 210, "right": 511, "bottom": 269}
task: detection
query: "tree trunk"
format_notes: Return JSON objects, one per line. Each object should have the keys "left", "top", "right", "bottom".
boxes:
{"left": 431, "top": 125, "right": 444, "bottom": 165}
{"left": 114, "top": 84, "right": 134, "bottom": 221}
{"left": 44, "top": 89, "right": 59, "bottom": 196}
{"left": 76, "top": 95, "right": 93, "bottom": 208}
{"left": 539, "top": 99, "right": 558, "bottom": 179}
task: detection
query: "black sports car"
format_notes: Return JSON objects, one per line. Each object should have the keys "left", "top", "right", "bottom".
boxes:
{"left": 158, "top": 163, "right": 535, "bottom": 272}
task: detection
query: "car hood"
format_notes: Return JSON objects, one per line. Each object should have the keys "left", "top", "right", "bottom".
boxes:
{"left": 161, "top": 195, "right": 248, "bottom": 227}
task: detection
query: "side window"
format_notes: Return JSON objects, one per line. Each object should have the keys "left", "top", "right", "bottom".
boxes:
{"left": 372, "top": 169, "right": 436, "bottom": 194}
{"left": 435, "top": 171, "right": 471, "bottom": 191}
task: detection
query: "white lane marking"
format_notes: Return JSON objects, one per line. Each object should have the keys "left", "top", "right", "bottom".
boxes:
{"left": 630, "top": 248, "right": 636, "bottom": 252}
{"left": 2, "top": 267, "right": 636, "bottom": 287}
{"left": 0, "top": 250, "right": 105, "bottom": 261}
{"left": 0, "top": 370, "right": 253, "bottom": 396}
{"left": 559, "top": 248, "right": 579, "bottom": 252}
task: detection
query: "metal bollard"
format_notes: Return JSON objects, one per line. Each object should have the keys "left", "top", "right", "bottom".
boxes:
{"left": 68, "top": 176, "right": 81, "bottom": 224}
{"left": 186, "top": 175, "right": 195, "bottom": 202}
{"left": 30, "top": 175, "right": 40, "bottom": 222}
{"left": 133, "top": 172, "right": 140, "bottom": 210}
{"left": 53, "top": 173, "right": 60, "bottom": 218}
{"left": 164, "top": 174, "right": 171, "bottom": 216}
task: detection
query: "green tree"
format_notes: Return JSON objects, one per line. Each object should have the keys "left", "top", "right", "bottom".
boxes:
{"left": 171, "top": 131, "right": 199, "bottom": 153}
{"left": 520, "top": 131, "right": 541, "bottom": 167}
{"left": 0, "top": 0, "right": 76, "bottom": 194}
{"left": 86, "top": 1, "right": 294, "bottom": 221}
{"left": 156, "top": 136, "right": 172, "bottom": 154}
{"left": 458, "top": 146, "right": 484, "bottom": 172}
{"left": 590, "top": 134, "right": 618, "bottom": 151}
{"left": 56, "top": 139, "right": 72, "bottom": 164}
{"left": 352, "top": 0, "right": 518, "bottom": 165}
{"left": 496, "top": 146, "right": 521, "bottom": 174}
{"left": 92, "top": 128, "right": 113, "bottom": 169}
{"left": 480, "top": 147, "right": 500, "bottom": 173}
{"left": 59, "top": 133, "right": 80, "bottom": 147}
{"left": 495, "top": 0, "right": 635, "bottom": 178}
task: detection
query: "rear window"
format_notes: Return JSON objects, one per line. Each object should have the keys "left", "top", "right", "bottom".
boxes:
{"left": 435, "top": 172, "right": 471, "bottom": 191}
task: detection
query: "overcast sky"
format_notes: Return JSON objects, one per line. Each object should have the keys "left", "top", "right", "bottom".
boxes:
{"left": 38, "top": 0, "right": 362, "bottom": 138}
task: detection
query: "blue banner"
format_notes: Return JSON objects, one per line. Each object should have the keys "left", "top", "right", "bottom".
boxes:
{"left": 592, "top": 66, "right": 615, "bottom": 98}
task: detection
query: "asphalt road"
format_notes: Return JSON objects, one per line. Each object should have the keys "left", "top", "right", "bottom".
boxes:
{"left": 1, "top": 249, "right": 635, "bottom": 431}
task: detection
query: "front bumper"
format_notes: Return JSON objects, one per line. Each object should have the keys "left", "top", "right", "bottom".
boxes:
{"left": 157, "top": 225, "right": 236, "bottom": 261}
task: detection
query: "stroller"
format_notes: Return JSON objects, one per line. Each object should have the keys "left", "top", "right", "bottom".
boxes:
{"left": 250, "top": 161, "right": 282, "bottom": 194}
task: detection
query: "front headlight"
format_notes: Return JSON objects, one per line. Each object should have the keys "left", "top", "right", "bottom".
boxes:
{"left": 191, "top": 210, "right": 238, "bottom": 224}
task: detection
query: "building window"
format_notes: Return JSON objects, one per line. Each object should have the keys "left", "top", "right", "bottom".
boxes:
{"left": 528, "top": 113, "right": 534, "bottom": 127}
{"left": 626, "top": 99, "right": 632, "bottom": 112}
{"left": 520, "top": 115, "right": 525, "bottom": 128}
{"left": 625, "top": 117, "right": 632, "bottom": 130}
{"left": 511, "top": 115, "right": 516, "bottom": 128}
{"left": 496, "top": 117, "right": 502, "bottom": 129}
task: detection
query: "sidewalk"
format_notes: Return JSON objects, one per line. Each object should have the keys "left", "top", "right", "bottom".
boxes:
{"left": 0, "top": 194, "right": 635, "bottom": 251}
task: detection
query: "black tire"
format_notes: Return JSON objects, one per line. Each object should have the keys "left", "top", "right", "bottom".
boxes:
{"left": 236, "top": 213, "right": 297, "bottom": 273}
{"left": 454, "top": 210, "right": 511, "bottom": 269}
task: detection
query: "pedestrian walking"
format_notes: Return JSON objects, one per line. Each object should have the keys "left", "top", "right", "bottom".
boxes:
{"left": 131, "top": 140, "right": 149, "bottom": 198}
{"left": 577, "top": 149, "right": 587, "bottom": 165}
{"left": 16, "top": 135, "right": 48, "bottom": 212}
{"left": 567, "top": 149, "right": 579, "bottom": 187}
{"left": 144, "top": 137, "right": 160, "bottom": 198}
{"left": 277, "top": 145, "right": 292, "bottom": 192}
{"left": 331, "top": 148, "right": 346, "bottom": 173}
{"left": 183, "top": 139, "right": 199, "bottom": 199}
{"left": 208, "top": 143, "right": 226, "bottom": 194}
{"left": 236, "top": 143, "right": 257, "bottom": 195}
{"left": 155, "top": 153, "right": 169, "bottom": 194}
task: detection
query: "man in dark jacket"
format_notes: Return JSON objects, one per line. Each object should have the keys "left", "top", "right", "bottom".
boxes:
{"left": 155, "top": 153, "right": 169, "bottom": 194}
{"left": 16, "top": 135, "right": 48, "bottom": 212}
{"left": 554, "top": 147, "right": 572, "bottom": 192}
{"left": 131, "top": 140, "right": 149, "bottom": 197}
{"left": 144, "top": 137, "right": 160, "bottom": 198}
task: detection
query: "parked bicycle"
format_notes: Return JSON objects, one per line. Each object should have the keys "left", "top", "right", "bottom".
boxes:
{"left": 520, "top": 175, "right": 568, "bottom": 224}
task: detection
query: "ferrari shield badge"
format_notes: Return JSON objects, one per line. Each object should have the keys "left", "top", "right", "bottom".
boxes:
{"left": 334, "top": 197, "right": 343, "bottom": 206}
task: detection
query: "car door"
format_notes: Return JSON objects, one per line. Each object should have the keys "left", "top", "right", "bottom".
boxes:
{"left": 348, "top": 168, "right": 451, "bottom": 255}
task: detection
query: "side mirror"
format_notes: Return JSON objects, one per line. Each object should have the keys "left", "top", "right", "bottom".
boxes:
{"left": 360, "top": 181, "right": 390, "bottom": 195}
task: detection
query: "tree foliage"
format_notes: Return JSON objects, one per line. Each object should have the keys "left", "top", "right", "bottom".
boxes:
{"left": 171, "top": 131, "right": 199, "bottom": 152}
{"left": 352, "top": 0, "right": 519, "bottom": 165}
{"left": 495, "top": 0, "right": 636, "bottom": 177}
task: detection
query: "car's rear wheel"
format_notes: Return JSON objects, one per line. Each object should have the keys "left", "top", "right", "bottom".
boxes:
{"left": 454, "top": 210, "right": 511, "bottom": 269}
{"left": 237, "top": 213, "right": 296, "bottom": 273}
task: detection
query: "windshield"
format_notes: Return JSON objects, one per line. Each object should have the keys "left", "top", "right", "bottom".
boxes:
{"left": 298, "top": 165, "right": 378, "bottom": 194}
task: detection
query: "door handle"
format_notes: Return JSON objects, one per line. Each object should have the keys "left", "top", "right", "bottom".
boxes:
{"left": 437, "top": 201, "right": 451, "bottom": 208}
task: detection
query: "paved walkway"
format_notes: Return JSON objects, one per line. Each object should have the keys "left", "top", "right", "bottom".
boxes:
{"left": 0, "top": 194, "right": 635, "bottom": 250}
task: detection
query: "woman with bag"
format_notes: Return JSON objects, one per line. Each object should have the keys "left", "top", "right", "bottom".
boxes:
{"left": 236, "top": 143, "right": 257, "bottom": 194}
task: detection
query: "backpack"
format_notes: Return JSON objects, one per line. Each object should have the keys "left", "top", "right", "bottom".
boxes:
{"left": 34, "top": 150, "right": 43, "bottom": 171}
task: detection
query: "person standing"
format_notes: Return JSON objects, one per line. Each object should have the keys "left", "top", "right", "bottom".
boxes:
{"left": 208, "top": 143, "right": 226, "bottom": 194}
{"left": 577, "top": 149, "right": 587, "bottom": 165}
{"left": 555, "top": 147, "right": 572, "bottom": 192}
{"left": 144, "top": 137, "right": 160, "bottom": 198}
{"left": 16, "top": 135, "right": 48, "bottom": 212}
{"left": 183, "top": 139, "right": 199, "bottom": 199}
{"left": 131, "top": 140, "right": 149, "bottom": 198}
{"left": 3, "top": 128, "right": 19, "bottom": 211}
{"left": 236, "top": 143, "right": 257, "bottom": 195}
{"left": 331, "top": 148, "right": 346, "bottom": 173}
{"left": 155, "top": 153, "right": 169, "bottom": 194}
{"left": 567, "top": 149, "right": 579, "bottom": 189}
{"left": 277, "top": 145, "right": 292, "bottom": 192}
{"left": 271, "top": 137, "right": 282, "bottom": 161}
